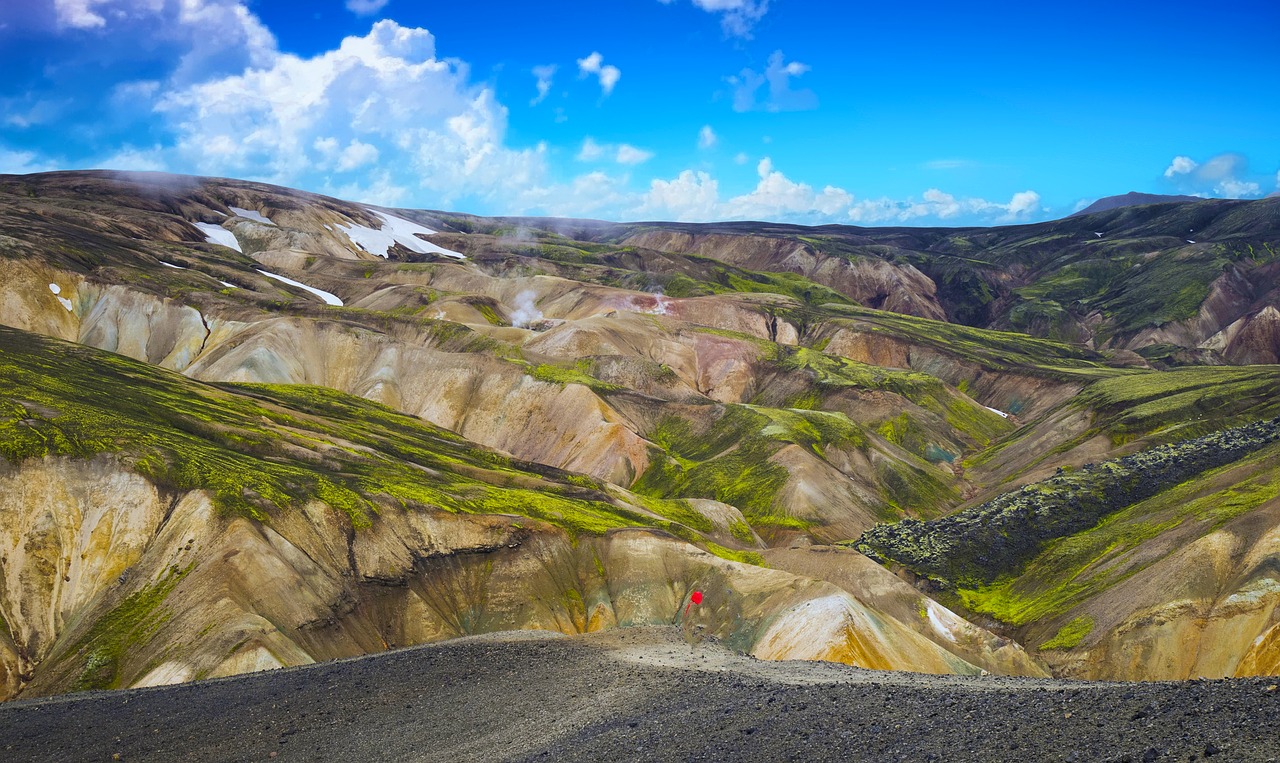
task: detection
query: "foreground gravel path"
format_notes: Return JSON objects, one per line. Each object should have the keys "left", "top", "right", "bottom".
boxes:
{"left": 2, "top": 628, "right": 1278, "bottom": 762}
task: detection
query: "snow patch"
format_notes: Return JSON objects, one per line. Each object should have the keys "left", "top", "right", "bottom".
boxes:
{"left": 229, "top": 206, "right": 275, "bottom": 226}
{"left": 194, "top": 222, "right": 242, "bottom": 252}
{"left": 219, "top": 280, "right": 238, "bottom": 289}
{"left": 509, "top": 290, "right": 543, "bottom": 328}
{"left": 48, "top": 283, "right": 73, "bottom": 312}
{"left": 337, "top": 211, "right": 465, "bottom": 260}
{"left": 159, "top": 261, "right": 186, "bottom": 269}
{"left": 1187, "top": 240, "right": 1196, "bottom": 244}
{"left": 984, "top": 405, "right": 1010, "bottom": 419}
{"left": 257, "top": 270, "right": 343, "bottom": 306}
{"left": 1093, "top": 232, "right": 1103, "bottom": 238}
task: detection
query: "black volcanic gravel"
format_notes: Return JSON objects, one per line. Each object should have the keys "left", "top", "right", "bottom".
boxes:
{"left": 1, "top": 628, "right": 1278, "bottom": 762}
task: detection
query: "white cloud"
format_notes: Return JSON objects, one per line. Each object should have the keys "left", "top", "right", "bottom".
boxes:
{"left": 728, "top": 51, "right": 816, "bottom": 112}
{"left": 633, "top": 159, "right": 1045, "bottom": 226}
{"left": 53, "top": 0, "right": 110, "bottom": 29}
{"left": 1162, "top": 153, "right": 1265, "bottom": 198}
{"left": 531, "top": 64, "right": 557, "bottom": 105}
{"left": 155, "top": 20, "right": 547, "bottom": 207}
{"left": 40, "top": 1, "right": 276, "bottom": 86}
{"left": 577, "top": 138, "right": 652, "bottom": 165}
{"left": 339, "top": 140, "right": 380, "bottom": 172}
{"left": 734, "top": 152, "right": 749, "bottom": 165}
{"left": 577, "top": 137, "right": 606, "bottom": 161}
{"left": 697, "top": 125, "right": 718, "bottom": 149}
{"left": 720, "top": 157, "right": 852, "bottom": 219}
{"left": 616, "top": 144, "right": 653, "bottom": 165}
{"left": 345, "top": 0, "right": 390, "bottom": 15}
{"left": 638, "top": 170, "right": 720, "bottom": 221}
{"left": 0, "top": 147, "right": 60, "bottom": 174}
{"left": 661, "top": 0, "right": 769, "bottom": 38}
{"left": 848, "top": 188, "right": 1042, "bottom": 224}
{"left": 1163, "top": 155, "right": 1198, "bottom": 178}
{"left": 577, "top": 51, "right": 620, "bottom": 96}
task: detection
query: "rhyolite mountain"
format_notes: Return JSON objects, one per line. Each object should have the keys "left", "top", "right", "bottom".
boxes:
{"left": 0, "top": 169, "right": 1278, "bottom": 700}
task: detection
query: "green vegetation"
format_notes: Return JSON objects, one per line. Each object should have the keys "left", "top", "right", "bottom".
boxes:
{"left": 1092, "top": 252, "right": 1227, "bottom": 333}
{"left": 633, "top": 403, "right": 865, "bottom": 526}
{"left": 773, "top": 346, "right": 1010, "bottom": 450}
{"left": 0, "top": 326, "right": 745, "bottom": 548}
{"left": 965, "top": 365, "right": 1280, "bottom": 480}
{"left": 956, "top": 442, "right": 1280, "bottom": 627}
{"left": 817, "top": 303, "right": 1128, "bottom": 381}
{"left": 527, "top": 360, "right": 622, "bottom": 393}
{"left": 1039, "top": 616, "right": 1094, "bottom": 651}
{"left": 73, "top": 564, "right": 191, "bottom": 691}
{"left": 857, "top": 418, "right": 1280, "bottom": 589}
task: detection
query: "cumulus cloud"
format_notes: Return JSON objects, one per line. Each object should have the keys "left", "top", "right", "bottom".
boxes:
{"left": 728, "top": 51, "right": 816, "bottom": 112}
{"left": 1162, "top": 153, "right": 1265, "bottom": 198}
{"left": 345, "top": 0, "right": 390, "bottom": 15}
{"left": 155, "top": 20, "right": 547, "bottom": 207}
{"left": 660, "top": 0, "right": 769, "bottom": 38}
{"left": 577, "top": 51, "right": 620, "bottom": 96}
{"left": 634, "top": 159, "right": 1044, "bottom": 225}
{"left": 638, "top": 170, "right": 720, "bottom": 221}
{"left": 530, "top": 64, "right": 556, "bottom": 105}
{"left": 721, "top": 157, "right": 852, "bottom": 220}
{"left": 697, "top": 125, "right": 717, "bottom": 149}
{"left": 1163, "top": 155, "right": 1198, "bottom": 178}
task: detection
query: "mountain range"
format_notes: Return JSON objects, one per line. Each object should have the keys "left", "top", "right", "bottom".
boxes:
{"left": 1, "top": 169, "right": 1278, "bottom": 701}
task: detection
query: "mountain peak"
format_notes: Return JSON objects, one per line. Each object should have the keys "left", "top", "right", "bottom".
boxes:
{"left": 1071, "top": 191, "right": 1202, "bottom": 217}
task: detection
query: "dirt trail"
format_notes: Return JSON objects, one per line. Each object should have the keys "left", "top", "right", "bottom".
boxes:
{"left": 2, "top": 627, "right": 1277, "bottom": 762}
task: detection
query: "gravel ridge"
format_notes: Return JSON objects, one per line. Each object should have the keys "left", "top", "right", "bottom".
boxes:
{"left": 2, "top": 627, "right": 1277, "bottom": 762}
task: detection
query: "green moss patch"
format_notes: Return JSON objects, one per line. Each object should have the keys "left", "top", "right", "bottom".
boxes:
{"left": 0, "top": 326, "right": 718, "bottom": 543}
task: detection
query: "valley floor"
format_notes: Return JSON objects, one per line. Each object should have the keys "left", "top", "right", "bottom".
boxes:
{"left": 1, "top": 628, "right": 1277, "bottom": 762}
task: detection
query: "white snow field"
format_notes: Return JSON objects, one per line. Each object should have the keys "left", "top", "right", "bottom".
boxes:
{"left": 194, "top": 223, "right": 243, "bottom": 252}
{"left": 257, "top": 270, "right": 343, "bottom": 306}
{"left": 337, "top": 211, "right": 465, "bottom": 260}
{"left": 229, "top": 207, "right": 276, "bottom": 226}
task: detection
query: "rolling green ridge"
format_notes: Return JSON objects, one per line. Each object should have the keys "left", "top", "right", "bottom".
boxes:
{"left": 0, "top": 325, "right": 727, "bottom": 545}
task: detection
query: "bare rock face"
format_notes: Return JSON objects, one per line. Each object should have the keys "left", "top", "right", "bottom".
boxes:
{"left": 0, "top": 457, "right": 1043, "bottom": 701}
{"left": 1044, "top": 516, "right": 1280, "bottom": 680}
{"left": 622, "top": 230, "right": 946, "bottom": 320}
{"left": 1203, "top": 305, "right": 1280, "bottom": 364}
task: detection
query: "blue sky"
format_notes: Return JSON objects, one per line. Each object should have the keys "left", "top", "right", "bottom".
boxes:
{"left": 1, "top": 0, "right": 1277, "bottom": 225}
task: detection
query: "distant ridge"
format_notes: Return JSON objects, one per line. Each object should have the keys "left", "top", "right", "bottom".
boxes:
{"left": 1071, "top": 191, "right": 1201, "bottom": 216}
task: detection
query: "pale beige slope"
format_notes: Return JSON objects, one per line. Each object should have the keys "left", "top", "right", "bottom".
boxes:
{"left": 0, "top": 456, "right": 1046, "bottom": 701}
